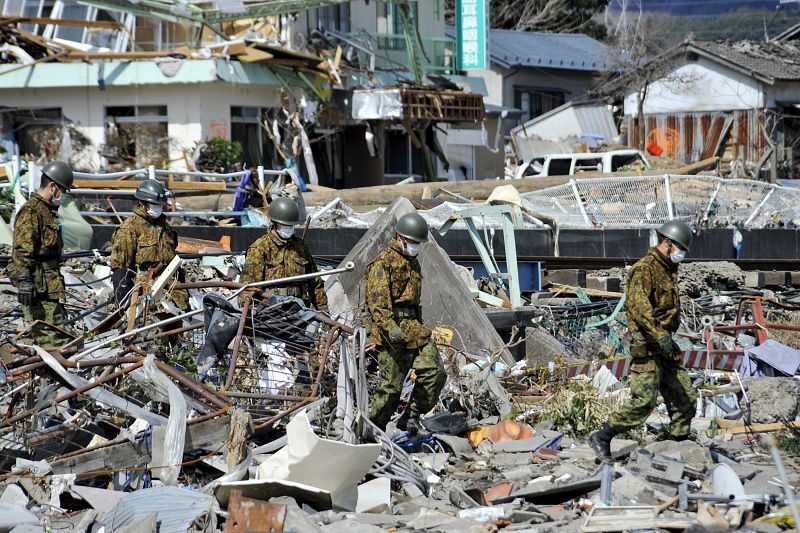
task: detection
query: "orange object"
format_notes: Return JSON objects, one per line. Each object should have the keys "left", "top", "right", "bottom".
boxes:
{"left": 485, "top": 482, "right": 514, "bottom": 503}
{"left": 467, "top": 426, "right": 490, "bottom": 448}
{"left": 177, "top": 235, "right": 231, "bottom": 253}
{"left": 646, "top": 140, "right": 664, "bottom": 156}
{"left": 488, "top": 420, "right": 534, "bottom": 443}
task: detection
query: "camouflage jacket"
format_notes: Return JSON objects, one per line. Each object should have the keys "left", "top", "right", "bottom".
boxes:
{"left": 365, "top": 239, "right": 431, "bottom": 349}
{"left": 625, "top": 248, "right": 680, "bottom": 355}
{"left": 239, "top": 230, "right": 327, "bottom": 310}
{"left": 110, "top": 207, "right": 178, "bottom": 272}
{"left": 10, "top": 193, "right": 64, "bottom": 299}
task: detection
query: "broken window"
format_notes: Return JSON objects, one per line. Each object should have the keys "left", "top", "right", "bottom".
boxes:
{"left": 384, "top": 128, "right": 423, "bottom": 180}
{"left": 1, "top": 0, "right": 55, "bottom": 32}
{"left": 547, "top": 157, "right": 572, "bottom": 176}
{"left": 378, "top": 0, "right": 418, "bottom": 50}
{"left": 574, "top": 157, "right": 603, "bottom": 174}
{"left": 230, "top": 106, "right": 277, "bottom": 168}
{"left": 1, "top": 107, "right": 64, "bottom": 159}
{"left": 610, "top": 153, "right": 648, "bottom": 172}
{"left": 104, "top": 105, "right": 169, "bottom": 168}
{"left": 514, "top": 88, "right": 566, "bottom": 123}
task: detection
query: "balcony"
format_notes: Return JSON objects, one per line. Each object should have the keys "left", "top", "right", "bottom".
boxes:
{"left": 347, "top": 31, "right": 455, "bottom": 73}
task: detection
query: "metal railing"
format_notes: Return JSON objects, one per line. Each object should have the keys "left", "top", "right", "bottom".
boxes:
{"left": 346, "top": 31, "right": 455, "bottom": 72}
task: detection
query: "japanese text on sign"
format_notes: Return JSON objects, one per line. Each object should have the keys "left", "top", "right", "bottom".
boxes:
{"left": 456, "top": 0, "right": 487, "bottom": 70}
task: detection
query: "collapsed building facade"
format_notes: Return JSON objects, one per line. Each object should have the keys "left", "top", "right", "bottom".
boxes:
{"left": 0, "top": 0, "right": 485, "bottom": 185}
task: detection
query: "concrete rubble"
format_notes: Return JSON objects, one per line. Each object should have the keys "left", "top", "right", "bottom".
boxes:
{"left": 0, "top": 195, "right": 798, "bottom": 533}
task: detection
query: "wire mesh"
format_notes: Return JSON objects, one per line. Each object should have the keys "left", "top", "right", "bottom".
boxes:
{"left": 520, "top": 175, "right": 800, "bottom": 229}
{"left": 219, "top": 299, "right": 336, "bottom": 425}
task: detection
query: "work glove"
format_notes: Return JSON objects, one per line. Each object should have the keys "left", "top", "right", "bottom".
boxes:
{"left": 656, "top": 334, "right": 673, "bottom": 355}
{"left": 388, "top": 326, "right": 407, "bottom": 344}
{"left": 15, "top": 269, "right": 34, "bottom": 307}
{"left": 112, "top": 268, "right": 134, "bottom": 305}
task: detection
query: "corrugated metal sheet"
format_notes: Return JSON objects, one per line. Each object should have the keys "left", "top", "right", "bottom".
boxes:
{"left": 626, "top": 109, "right": 769, "bottom": 165}
{"left": 510, "top": 101, "right": 619, "bottom": 161}
{"left": 101, "top": 486, "right": 216, "bottom": 533}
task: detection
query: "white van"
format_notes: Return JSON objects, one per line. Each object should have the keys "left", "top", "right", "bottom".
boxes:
{"left": 515, "top": 149, "right": 650, "bottom": 179}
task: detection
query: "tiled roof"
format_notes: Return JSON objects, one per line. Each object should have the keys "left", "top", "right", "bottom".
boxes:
{"left": 688, "top": 40, "right": 800, "bottom": 82}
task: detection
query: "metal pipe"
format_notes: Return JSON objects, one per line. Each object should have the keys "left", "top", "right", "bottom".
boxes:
{"left": 73, "top": 169, "right": 147, "bottom": 179}
{"left": 80, "top": 211, "right": 246, "bottom": 218}
{"left": 0, "top": 360, "right": 145, "bottom": 429}
{"left": 153, "top": 169, "right": 251, "bottom": 179}
{"left": 223, "top": 298, "right": 250, "bottom": 391}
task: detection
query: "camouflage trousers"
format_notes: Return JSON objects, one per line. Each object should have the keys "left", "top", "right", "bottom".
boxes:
{"left": 22, "top": 298, "right": 69, "bottom": 347}
{"left": 369, "top": 340, "right": 447, "bottom": 430}
{"left": 610, "top": 356, "right": 695, "bottom": 438}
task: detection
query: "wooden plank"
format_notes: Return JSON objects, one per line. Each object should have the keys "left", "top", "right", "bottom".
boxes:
{"left": 73, "top": 179, "right": 226, "bottom": 191}
{"left": 238, "top": 47, "right": 274, "bottom": 63}
{"left": 720, "top": 420, "right": 800, "bottom": 436}
{"left": 50, "top": 414, "right": 231, "bottom": 476}
{"left": 207, "top": 41, "right": 248, "bottom": 56}
{"left": 550, "top": 283, "right": 624, "bottom": 299}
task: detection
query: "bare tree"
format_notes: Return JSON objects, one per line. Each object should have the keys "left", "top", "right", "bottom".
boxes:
{"left": 444, "top": 0, "right": 609, "bottom": 39}
{"left": 594, "top": 3, "right": 701, "bottom": 151}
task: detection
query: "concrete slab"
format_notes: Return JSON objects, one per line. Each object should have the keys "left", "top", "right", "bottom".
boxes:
{"left": 325, "top": 197, "right": 513, "bottom": 363}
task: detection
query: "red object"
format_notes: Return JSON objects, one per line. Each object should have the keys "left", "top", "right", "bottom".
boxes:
{"left": 646, "top": 140, "right": 664, "bottom": 156}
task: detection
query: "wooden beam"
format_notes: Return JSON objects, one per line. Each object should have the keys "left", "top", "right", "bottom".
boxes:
{"left": 50, "top": 414, "right": 231, "bottom": 476}
{"left": 73, "top": 179, "right": 226, "bottom": 191}
{"left": 299, "top": 157, "right": 721, "bottom": 206}
{"left": 0, "top": 16, "right": 123, "bottom": 29}
{"left": 719, "top": 420, "right": 800, "bottom": 436}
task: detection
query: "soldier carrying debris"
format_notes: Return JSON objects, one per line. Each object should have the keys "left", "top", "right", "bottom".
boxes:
{"left": 238, "top": 196, "right": 327, "bottom": 311}
{"left": 110, "top": 180, "right": 187, "bottom": 309}
{"left": 589, "top": 220, "right": 696, "bottom": 462}
{"left": 8, "top": 160, "right": 73, "bottom": 345}
{"left": 364, "top": 213, "right": 446, "bottom": 434}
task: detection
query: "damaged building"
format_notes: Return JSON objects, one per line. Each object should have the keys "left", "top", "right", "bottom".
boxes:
{"left": 623, "top": 39, "right": 800, "bottom": 181}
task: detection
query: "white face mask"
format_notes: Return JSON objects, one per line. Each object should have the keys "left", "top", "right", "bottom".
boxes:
{"left": 405, "top": 242, "right": 420, "bottom": 257}
{"left": 147, "top": 203, "right": 163, "bottom": 219}
{"left": 276, "top": 224, "right": 295, "bottom": 240}
{"left": 51, "top": 185, "right": 63, "bottom": 207}
{"left": 670, "top": 248, "right": 686, "bottom": 264}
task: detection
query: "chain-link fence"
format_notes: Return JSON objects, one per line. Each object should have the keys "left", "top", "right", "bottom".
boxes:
{"left": 520, "top": 175, "right": 800, "bottom": 229}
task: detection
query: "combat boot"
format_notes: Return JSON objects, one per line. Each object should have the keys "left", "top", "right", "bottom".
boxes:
{"left": 588, "top": 423, "right": 617, "bottom": 463}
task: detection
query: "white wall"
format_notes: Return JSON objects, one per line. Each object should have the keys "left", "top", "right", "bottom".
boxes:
{"left": 623, "top": 57, "right": 765, "bottom": 116}
{"left": 0, "top": 83, "right": 280, "bottom": 170}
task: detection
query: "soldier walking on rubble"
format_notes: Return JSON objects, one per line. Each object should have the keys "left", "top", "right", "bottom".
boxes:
{"left": 364, "top": 213, "right": 446, "bottom": 434}
{"left": 238, "top": 197, "right": 327, "bottom": 312}
{"left": 9, "top": 161, "right": 74, "bottom": 345}
{"left": 110, "top": 180, "right": 187, "bottom": 309}
{"left": 589, "top": 220, "right": 696, "bottom": 462}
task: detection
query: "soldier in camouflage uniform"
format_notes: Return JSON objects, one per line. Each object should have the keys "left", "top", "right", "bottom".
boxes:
{"left": 238, "top": 197, "right": 327, "bottom": 311}
{"left": 9, "top": 161, "right": 74, "bottom": 345}
{"left": 110, "top": 180, "right": 187, "bottom": 309}
{"left": 365, "top": 213, "right": 446, "bottom": 433}
{"left": 589, "top": 220, "right": 696, "bottom": 462}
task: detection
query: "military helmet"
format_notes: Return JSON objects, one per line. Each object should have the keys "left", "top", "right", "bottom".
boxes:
{"left": 396, "top": 213, "right": 429, "bottom": 243}
{"left": 657, "top": 220, "right": 693, "bottom": 251}
{"left": 41, "top": 160, "right": 74, "bottom": 191}
{"left": 268, "top": 196, "right": 301, "bottom": 225}
{"left": 134, "top": 180, "right": 169, "bottom": 205}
